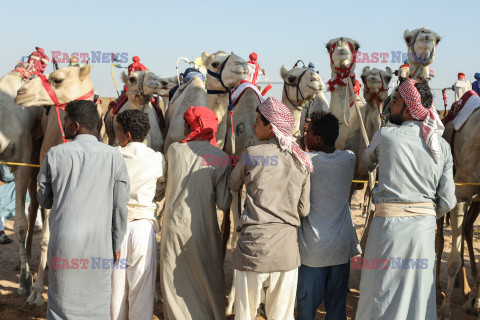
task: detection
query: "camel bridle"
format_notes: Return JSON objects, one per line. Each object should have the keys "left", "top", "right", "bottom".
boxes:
{"left": 408, "top": 29, "right": 436, "bottom": 79}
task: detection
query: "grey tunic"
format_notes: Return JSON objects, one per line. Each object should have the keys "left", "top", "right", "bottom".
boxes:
{"left": 356, "top": 121, "right": 456, "bottom": 320}
{"left": 37, "top": 134, "right": 130, "bottom": 320}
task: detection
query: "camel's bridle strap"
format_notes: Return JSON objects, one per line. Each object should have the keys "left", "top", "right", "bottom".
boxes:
{"left": 38, "top": 73, "right": 94, "bottom": 143}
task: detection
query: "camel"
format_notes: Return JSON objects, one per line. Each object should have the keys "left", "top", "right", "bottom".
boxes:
{"left": 160, "top": 51, "right": 248, "bottom": 154}
{"left": 103, "top": 71, "right": 176, "bottom": 152}
{"left": 0, "top": 70, "right": 44, "bottom": 298}
{"left": 403, "top": 27, "right": 441, "bottom": 80}
{"left": 14, "top": 64, "right": 96, "bottom": 307}
{"left": 437, "top": 105, "right": 480, "bottom": 319}
{"left": 360, "top": 67, "right": 392, "bottom": 141}
{"left": 280, "top": 65, "right": 325, "bottom": 145}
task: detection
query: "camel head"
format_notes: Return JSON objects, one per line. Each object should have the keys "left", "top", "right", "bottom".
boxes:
{"left": 15, "top": 64, "right": 93, "bottom": 107}
{"left": 203, "top": 51, "right": 248, "bottom": 90}
{"left": 361, "top": 66, "right": 392, "bottom": 103}
{"left": 404, "top": 27, "right": 440, "bottom": 66}
{"left": 122, "top": 71, "right": 178, "bottom": 100}
{"left": 281, "top": 65, "right": 324, "bottom": 106}
{"left": 326, "top": 37, "right": 360, "bottom": 72}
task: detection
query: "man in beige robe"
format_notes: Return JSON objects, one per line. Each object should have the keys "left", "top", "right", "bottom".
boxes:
{"left": 160, "top": 106, "right": 232, "bottom": 320}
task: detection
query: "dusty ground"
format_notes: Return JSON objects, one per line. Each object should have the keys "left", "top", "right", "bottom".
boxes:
{"left": 0, "top": 194, "right": 478, "bottom": 319}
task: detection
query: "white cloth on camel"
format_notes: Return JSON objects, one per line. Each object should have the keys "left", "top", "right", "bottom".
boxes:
{"left": 111, "top": 219, "right": 157, "bottom": 320}
{"left": 452, "top": 93, "right": 480, "bottom": 130}
{"left": 232, "top": 81, "right": 265, "bottom": 106}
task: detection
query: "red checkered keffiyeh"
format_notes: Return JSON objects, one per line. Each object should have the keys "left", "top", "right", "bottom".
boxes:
{"left": 398, "top": 78, "right": 444, "bottom": 162}
{"left": 258, "top": 97, "right": 313, "bottom": 172}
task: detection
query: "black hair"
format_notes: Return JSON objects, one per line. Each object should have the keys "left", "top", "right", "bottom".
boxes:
{"left": 255, "top": 106, "right": 270, "bottom": 126}
{"left": 414, "top": 80, "right": 433, "bottom": 109}
{"left": 65, "top": 100, "right": 99, "bottom": 133}
{"left": 396, "top": 78, "right": 433, "bottom": 109}
{"left": 309, "top": 111, "right": 339, "bottom": 146}
{"left": 116, "top": 109, "right": 150, "bottom": 142}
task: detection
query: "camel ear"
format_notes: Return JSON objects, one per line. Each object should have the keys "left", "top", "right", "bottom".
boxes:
{"left": 121, "top": 71, "right": 128, "bottom": 85}
{"left": 79, "top": 63, "right": 92, "bottom": 80}
{"left": 352, "top": 40, "right": 360, "bottom": 51}
{"left": 432, "top": 31, "right": 441, "bottom": 46}
{"left": 201, "top": 52, "right": 212, "bottom": 67}
{"left": 325, "top": 41, "right": 333, "bottom": 52}
{"left": 361, "top": 66, "right": 370, "bottom": 82}
{"left": 280, "top": 65, "right": 289, "bottom": 81}
{"left": 403, "top": 29, "right": 413, "bottom": 45}
{"left": 385, "top": 66, "right": 392, "bottom": 75}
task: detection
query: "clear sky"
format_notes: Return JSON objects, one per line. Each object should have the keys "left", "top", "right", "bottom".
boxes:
{"left": 0, "top": 0, "right": 476, "bottom": 109}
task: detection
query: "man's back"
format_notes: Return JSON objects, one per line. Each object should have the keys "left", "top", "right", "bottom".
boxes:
{"left": 298, "top": 150, "right": 360, "bottom": 268}
{"left": 365, "top": 120, "right": 455, "bottom": 215}
{"left": 44, "top": 135, "right": 127, "bottom": 257}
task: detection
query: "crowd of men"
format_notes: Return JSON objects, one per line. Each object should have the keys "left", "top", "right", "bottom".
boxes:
{"left": 1, "top": 76, "right": 456, "bottom": 320}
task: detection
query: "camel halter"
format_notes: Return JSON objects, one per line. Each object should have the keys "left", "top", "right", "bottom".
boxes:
{"left": 327, "top": 41, "right": 361, "bottom": 105}
{"left": 408, "top": 29, "right": 436, "bottom": 79}
{"left": 206, "top": 54, "right": 237, "bottom": 142}
{"left": 364, "top": 72, "right": 388, "bottom": 113}
{"left": 38, "top": 73, "right": 94, "bottom": 143}
{"left": 283, "top": 61, "right": 310, "bottom": 111}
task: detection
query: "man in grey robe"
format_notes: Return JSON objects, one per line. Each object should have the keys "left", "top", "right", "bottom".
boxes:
{"left": 37, "top": 100, "right": 130, "bottom": 320}
{"left": 356, "top": 79, "right": 456, "bottom": 320}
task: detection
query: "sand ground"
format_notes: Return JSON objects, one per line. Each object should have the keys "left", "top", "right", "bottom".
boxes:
{"left": 0, "top": 192, "right": 477, "bottom": 319}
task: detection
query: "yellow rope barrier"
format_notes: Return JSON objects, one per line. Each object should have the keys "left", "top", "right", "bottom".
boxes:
{"left": 0, "top": 161, "right": 41, "bottom": 168}
{"left": 1, "top": 162, "right": 479, "bottom": 185}
{"left": 353, "top": 179, "right": 480, "bottom": 186}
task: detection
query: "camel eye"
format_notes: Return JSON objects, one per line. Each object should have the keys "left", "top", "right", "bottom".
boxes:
{"left": 211, "top": 62, "right": 219, "bottom": 68}
{"left": 288, "top": 76, "right": 296, "bottom": 84}
{"left": 129, "top": 77, "right": 135, "bottom": 83}
{"left": 53, "top": 79, "right": 62, "bottom": 85}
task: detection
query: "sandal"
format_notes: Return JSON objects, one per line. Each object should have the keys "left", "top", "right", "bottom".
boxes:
{"left": 0, "top": 233, "right": 13, "bottom": 245}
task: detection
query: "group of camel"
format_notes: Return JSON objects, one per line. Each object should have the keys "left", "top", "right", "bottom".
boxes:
{"left": 0, "top": 26, "right": 478, "bottom": 319}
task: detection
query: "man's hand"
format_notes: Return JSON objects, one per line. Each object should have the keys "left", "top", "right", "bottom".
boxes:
{"left": 113, "top": 250, "right": 121, "bottom": 265}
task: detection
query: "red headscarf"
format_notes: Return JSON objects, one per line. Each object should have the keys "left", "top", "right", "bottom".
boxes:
{"left": 398, "top": 78, "right": 444, "bottom": 162}
{"left": 127, "top": 56, "right": 148, "bottom": 76}
{"left": 258, "top": 97, "right": 313, "bottom": 172}
{"left": 182, "top": 106, "right": 218, "bottom": 146}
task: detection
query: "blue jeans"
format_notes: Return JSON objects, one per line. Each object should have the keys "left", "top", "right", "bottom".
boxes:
{"left": 296, "top": 262, "right": 350, "bottom": 320}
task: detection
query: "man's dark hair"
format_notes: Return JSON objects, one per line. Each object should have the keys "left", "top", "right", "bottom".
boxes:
{"left": 414, "top": 80, "right": 433, "bottom": 109}
{"left": 309, "top": 111, "right": 339, "bottom": 145}
{"left": 116, "top": 109, "right": 150, "bottom": 142}
{"left": 396, "top": 78, "right": 433, "bottom": 109}
{"left": 65, "top": 100, "right": 99, "bottom": 133}
{"left": 255, "top": 106, "right": 270, "bottom": 126}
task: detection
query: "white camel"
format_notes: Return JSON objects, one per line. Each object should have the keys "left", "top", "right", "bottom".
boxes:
{"left": 0, "top": 69, "right": 44, "bottom": 298}
{"left": 161, "top": 51, "right": 248, "bottom": 154}
{"left": 403, "top": 27, "right": 441, "bottom": 80}
{"left": 104, "top": 71, "right": 176, "bottom": 152}
{"left": 438, "top": 102, "right": 480, "bottom": 320}
{"left": 280, "top": 65, "right": 325, "bottom": 145}
{"left": 15, "top": 64, "right": 96, "bottom": 306}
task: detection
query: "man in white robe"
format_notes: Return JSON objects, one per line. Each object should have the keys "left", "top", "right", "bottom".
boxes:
{"left": 110, "top": 109, "right": 165, "bottom": 320}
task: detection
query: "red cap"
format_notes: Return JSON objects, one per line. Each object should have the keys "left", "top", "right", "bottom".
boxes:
{"left": 249, "top": 52, "right": 257, "bottom": 61}
{"left": 458, "top": 73, "right": 465, "bottom": 80}
{"left": 132, "top": 56, "right": 140, "bottom": 63}
{"left": 399, "top": 63, "right": 409, "bottom": 69}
